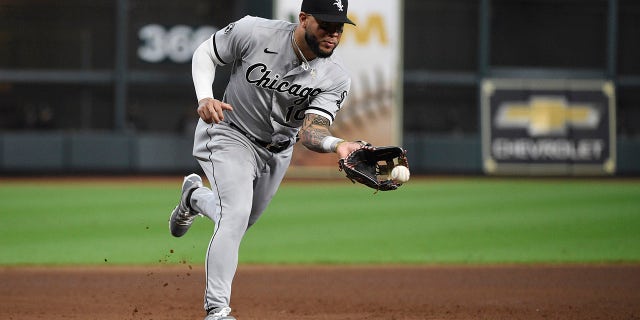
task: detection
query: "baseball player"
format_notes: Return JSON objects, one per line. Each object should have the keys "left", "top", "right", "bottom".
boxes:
{"left": 169, "top": 1, "right": 364, "bottom": 319}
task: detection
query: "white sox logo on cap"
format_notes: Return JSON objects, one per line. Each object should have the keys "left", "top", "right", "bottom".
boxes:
{"left": 333, "top": 0, "right": 344, "bottom": 11}
{"left": 301, "top": 0, "right": 355, "bottom": 25}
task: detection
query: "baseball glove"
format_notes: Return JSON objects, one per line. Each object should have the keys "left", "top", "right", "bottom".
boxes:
{"left": 338, "top": 144, "right": 409, "bottom": 191}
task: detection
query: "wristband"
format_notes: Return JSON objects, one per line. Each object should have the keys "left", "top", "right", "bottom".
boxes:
{"left": 321, "top": 136, "right": 345, "bottom": 153}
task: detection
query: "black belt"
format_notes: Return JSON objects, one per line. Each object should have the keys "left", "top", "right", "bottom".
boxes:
{"left": 229, "top": 122, "right": 291, "bottom": 153}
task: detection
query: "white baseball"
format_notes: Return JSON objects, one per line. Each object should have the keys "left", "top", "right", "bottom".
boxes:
{"left": 390, "top": 165, "right": 410, "bottom": 183}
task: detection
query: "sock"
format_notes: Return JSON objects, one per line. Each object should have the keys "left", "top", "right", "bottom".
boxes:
{"left": 186, "top": 187, "right": 197, "bottom": 212}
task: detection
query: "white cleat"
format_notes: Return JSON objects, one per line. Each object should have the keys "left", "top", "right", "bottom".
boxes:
{"left": 204, "top": 306, "right": 235, "bottom": 320}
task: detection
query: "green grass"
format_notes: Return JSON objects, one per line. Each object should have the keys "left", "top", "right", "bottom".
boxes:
{"left": 1, "top": 178, "right": 639, "bottom": 265}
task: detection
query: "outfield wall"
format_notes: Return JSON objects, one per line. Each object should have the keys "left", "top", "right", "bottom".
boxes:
{"left": 1, "top": 133, "right": 638, "bottom": 175}
{"left": 0, "top": 132, "right": 198, "bottom": 174}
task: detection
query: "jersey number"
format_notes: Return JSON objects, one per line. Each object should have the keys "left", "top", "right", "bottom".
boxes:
{"left": 286, "top": 106, "right": 308, "bottom": 122}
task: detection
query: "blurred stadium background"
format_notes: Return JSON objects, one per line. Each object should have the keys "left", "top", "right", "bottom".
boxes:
{"left": 1, "top": 0, "right": 639, "bottom": 176}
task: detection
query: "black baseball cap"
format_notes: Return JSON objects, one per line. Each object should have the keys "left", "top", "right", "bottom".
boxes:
{"left": 301, "top": 0, "right": 356, "bottom": 26}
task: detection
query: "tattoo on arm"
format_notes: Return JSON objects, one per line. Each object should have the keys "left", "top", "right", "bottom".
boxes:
{"left": 300, "top": 114, "right": 332, "bottom": 153}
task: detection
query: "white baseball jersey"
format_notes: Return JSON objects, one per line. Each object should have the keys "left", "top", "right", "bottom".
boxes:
{"left": 207, "top": 15, "right": 351, "bottom": 145}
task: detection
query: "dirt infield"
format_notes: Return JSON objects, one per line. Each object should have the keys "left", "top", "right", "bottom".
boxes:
{"left": 1, "top": 264, "right": 639, "bottom": 320}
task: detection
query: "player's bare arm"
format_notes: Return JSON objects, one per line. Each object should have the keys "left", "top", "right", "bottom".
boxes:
{"left": 299, "top": 113, "right": 331, "bottom": 151}
{"left": 299, "top": 113, "right": 363, "bottom": 158}
{"left": 197, "top": 98, "right": 233, "bottom": 124}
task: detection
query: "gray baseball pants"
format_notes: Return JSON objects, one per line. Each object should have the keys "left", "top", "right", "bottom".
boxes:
{"left": 190, "top": 120, "right": 293, "bottom": 311}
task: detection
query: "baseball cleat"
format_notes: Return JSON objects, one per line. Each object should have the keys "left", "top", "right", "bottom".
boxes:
{"left": 204, "top": 306, "right": 235, "bottom": 320}
{"left": 169, "top": 173, "right": 203, "bottom": 237}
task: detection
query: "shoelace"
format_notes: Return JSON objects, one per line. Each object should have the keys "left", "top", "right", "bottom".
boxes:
{"left": 175, "top": 211, "right": 195, "bottom": 226}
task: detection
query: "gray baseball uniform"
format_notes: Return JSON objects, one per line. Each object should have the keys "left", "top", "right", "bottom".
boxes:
{"left": 188, "top": 15, "right": 351, "bottom": 311}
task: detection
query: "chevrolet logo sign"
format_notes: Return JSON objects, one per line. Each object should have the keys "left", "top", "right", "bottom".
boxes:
{"left": 494, "top": 96, "right": 600, "bottom": 136}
